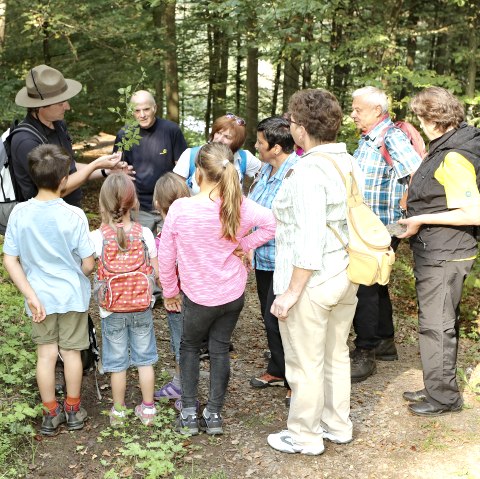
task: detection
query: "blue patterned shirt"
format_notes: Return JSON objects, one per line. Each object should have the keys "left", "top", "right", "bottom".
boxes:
{"left": 248, "top": 152, "right": 299, "bottom": 270}
{"left": 354, "top": 117, "right": 422, "bottom": 224}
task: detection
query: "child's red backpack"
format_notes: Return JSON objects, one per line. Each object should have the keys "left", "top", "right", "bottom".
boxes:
{"left": 94, "top": 223, "right": 154, "bottom": 312}
{"left": 378, "top": 121, "right": 427, "bottom": 166}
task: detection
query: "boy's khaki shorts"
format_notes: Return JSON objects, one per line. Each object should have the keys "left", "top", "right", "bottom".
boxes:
{"left": 31, "top": 311, "right": 89, "bottom": 350}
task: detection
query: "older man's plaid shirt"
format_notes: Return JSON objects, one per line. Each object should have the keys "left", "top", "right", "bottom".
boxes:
{"left": 354, "top": 117, "right": 422, "bottom": 224}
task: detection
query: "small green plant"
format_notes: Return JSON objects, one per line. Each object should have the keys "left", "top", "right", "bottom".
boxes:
{"left": 97, "top": 404, "right": 187, "bottom": 479}
{"left": 108, "top": 67, "right": 148, "bottom": 153}
{"left": 0, "top": 242, "right": 42, "bottom": 477}
{"left": 419, "top": 420, "right": 449, "bottom": 451}
{"left": 458, "top": 367, "right": 480, "bottom": 397}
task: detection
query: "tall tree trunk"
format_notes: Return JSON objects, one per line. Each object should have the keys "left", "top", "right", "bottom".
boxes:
{"left": 302, "top": 14, "right": 314, "bottom": 89}
{"left": 327, "top": 12, "right": 337, "bottom": 89}
{"left": 151, "top": 5, "right": 165, "bottom": 116}
{"left": 466, "top": 10, "right": 478, "bottom": 98}
{"left": 432, "top": 10, "right": 449, "bottom": 76}
{"left": 42, "top": 22, "right": 51, "bottom": 64}
{"left": 212, "top": 28, "right": 229, "bottom": 120}
{"left": 282, "top": 43, "right": 300, "bottom": 113}
{"left": 397, "top": 4, "right": 419, "bottom": 117}
{"left": 163, "top": 0, "right": 179, "bottom": 123}
{"left": 271, "top": 62, "right": 281, "bottom": 116}
{"left": 0, "top": 1, "right": 6, "bottom": 49}
{"left": 380, "top": 0, "right": 404, "bottom": 90}
{"left": 235, "top": 37, "right": 242, "bottom": 114}
{"left": 405, "top": 9, "right": 418, "bottom": 71}
{"left": 205, "top": 21, "right": 215, "bottom": 139}
{"left": 331, "top": 21, "right": 343, "bottom": 92}
{"left": 245, "top": 46, "right": 258, "bottom": 153}
{"left": 434, "top": 33, "right": 448, "bottom": 75}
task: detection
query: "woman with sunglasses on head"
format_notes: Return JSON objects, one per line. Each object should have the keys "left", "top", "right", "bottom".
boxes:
{"left": 173, "top": 113, "right": 261, "bottom": 194}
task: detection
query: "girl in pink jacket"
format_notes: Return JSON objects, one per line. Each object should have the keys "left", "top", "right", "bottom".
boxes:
{"left": 158, "top": 142, "right": 275, "bottom": 436}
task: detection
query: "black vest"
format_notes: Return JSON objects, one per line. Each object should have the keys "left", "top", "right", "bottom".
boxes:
{"left": 407, "top": 123, "right": 480, "bottom": 260}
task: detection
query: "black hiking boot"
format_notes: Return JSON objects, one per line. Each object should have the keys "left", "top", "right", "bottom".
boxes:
{"left": 351, "top": 348, "right": 376, "bottom": 383}
{"left": 373, "top": 338, "right": 398, "bottom": 361}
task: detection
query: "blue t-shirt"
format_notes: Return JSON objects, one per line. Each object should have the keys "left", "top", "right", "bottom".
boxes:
{"left": 3, "top": 198, "right": 94, "bottom": 316}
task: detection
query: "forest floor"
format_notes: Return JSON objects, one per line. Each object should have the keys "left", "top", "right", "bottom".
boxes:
{"left": 19, "top": 141, "right": 480, "bottom": 479}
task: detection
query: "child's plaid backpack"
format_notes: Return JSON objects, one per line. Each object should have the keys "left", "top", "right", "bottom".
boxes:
{"left": 94, "top": 222, "right": 154, "bottom": 312}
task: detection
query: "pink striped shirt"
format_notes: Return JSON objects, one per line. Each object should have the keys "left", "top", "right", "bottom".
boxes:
{"left": 159, "top": 196, "right": 276, "bottom": 306}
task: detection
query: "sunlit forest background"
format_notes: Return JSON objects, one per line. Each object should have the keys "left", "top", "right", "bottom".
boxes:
{"left": 0, "top": 0, "right": 478, "bottom": 151}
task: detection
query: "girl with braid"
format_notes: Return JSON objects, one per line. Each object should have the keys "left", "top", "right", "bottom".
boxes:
{"left": 90, "top": 172, "right": 159, "bottom": 426}
{"left": 158, "top": 142, "right": 276, "bottom": 435}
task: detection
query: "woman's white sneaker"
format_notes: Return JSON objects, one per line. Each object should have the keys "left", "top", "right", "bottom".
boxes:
{"left": 267, "top": 430, "right": 324, "bottom": 455}
{"left": 322, "top": 431, "right": 353, "bottom": 444}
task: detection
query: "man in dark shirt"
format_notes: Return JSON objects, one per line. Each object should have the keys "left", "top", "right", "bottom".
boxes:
{"left": 114, "top": 90, "right": 188, "bottom": 232}
{"left": 11, "top": 64, "right": 124, "bottom": 397}
{"left": 12, "top": 64, "right": 122, "bottom": 206}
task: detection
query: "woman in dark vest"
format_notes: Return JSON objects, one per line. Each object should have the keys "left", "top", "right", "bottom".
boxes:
{"left": 399, "top": 87, "right": 480, "bottom": 416}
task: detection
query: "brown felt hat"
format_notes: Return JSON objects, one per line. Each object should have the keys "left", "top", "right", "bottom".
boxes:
{"left": 15, "top": 64, "right": 82, "bottom": 108}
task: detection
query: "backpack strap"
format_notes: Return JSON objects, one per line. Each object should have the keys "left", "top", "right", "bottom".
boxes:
{"left": 129, "top": 222, "right": 143, "bottom": 239}
{"left": 187, "top": 146, "right": 202, "bottom": 188}
{"left": 310, "top": 152, "right": 360, "bottom": 251}
{"left": 8, "top": 122, "right": 48, "bottom": 146}
{"left": 326, "top": 223, "right": 348, "bottom": 249}
{"left": 4, "top": 123, "right": 48, "bottom": 201}
{"left": 130, "top": 222, "right": 151, "bottom": 266}
{"left": 238, "top": 149, "right": 247, "bottom": 178}
{"left": 313, "top": 152, "right": 363, "bottom": 208}
{"left": 101, "top": 222, "right": 143, "bottom": 241}
{"left": 378, "top": 122, "right": 425, "bottom": 167}
{"left": 378, "top": 125, "right": 395, "bottom": 167}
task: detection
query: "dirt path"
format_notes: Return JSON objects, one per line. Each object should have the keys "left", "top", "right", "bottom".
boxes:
{"left": 23, "top": 144, "right": 480, "bottom": 478}
{"left": 26, "top": 274, "right": 480, "bottom": 479}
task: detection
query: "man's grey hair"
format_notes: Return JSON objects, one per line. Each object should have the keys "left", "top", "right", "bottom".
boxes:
{"left": 130, "top": 90, "right": 156, "bottom": 106}
{"left": 352, "top": 86, "right": 389, "bottom": 114}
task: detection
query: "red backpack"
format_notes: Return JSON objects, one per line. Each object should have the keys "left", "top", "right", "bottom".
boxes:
{"left": 378, "top": 121, "right": 426, "bottom": 166}
{"left": 94, "top": 223, "right": 154, "bottom": 312}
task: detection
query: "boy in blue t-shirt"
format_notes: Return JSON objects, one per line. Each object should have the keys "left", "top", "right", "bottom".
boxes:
{"left": 3, "top": 144, "right": 95, "bottom": 436}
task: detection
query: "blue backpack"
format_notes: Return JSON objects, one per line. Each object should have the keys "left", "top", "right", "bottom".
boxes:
{"left": 187, "top": 145, "right": 247, "bottom": 188}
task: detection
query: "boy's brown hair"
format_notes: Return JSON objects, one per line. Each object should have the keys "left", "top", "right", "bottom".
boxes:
{"left": 28, "top": 144, "right": 70, "bottom": 192}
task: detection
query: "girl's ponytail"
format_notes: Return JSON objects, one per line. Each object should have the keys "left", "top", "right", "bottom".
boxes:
{"left": 218, "top": 160, "right": 241, "bottom": 241}
{"left": 196, "top": 143, "right": 242, "bottom": 241}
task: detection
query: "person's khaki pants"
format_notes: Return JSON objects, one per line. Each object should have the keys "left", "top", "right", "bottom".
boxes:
{"left": 279, "top": 270, "right": 358, "bottom": 447}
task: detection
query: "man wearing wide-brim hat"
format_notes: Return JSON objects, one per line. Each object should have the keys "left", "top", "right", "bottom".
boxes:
{"left": 11, "top": 64, "right": 124, "bottom": 206}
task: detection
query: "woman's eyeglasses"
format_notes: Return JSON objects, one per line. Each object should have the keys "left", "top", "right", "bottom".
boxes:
{"left": 226, "top": 112, "right": 246, "bottom": 126}
{"left": 283, "top": 112, "right": 301, "bottom": 126}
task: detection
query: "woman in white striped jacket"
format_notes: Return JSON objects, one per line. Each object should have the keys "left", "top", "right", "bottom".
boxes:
{"left": 267, "top": 89, "right": 359, "bottom": 456}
